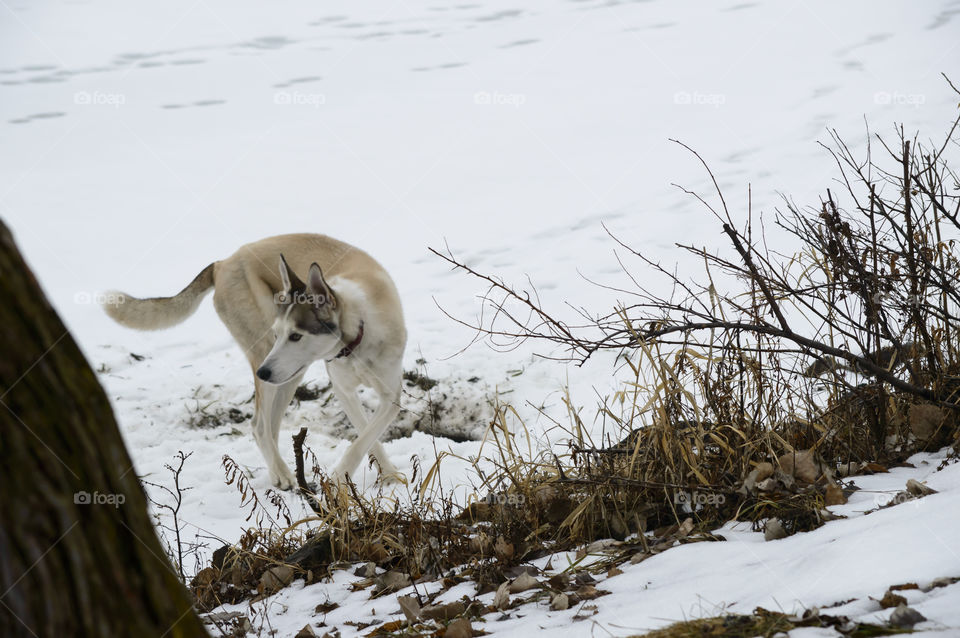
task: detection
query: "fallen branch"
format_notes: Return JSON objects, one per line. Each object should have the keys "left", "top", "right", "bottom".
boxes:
{"left": 292, "top": 427, "right": 323, "bottom": 515}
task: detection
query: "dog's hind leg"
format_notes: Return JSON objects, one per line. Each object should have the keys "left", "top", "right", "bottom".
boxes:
{"left": 329, "top": 379, "right": 401, "bottom": 480}
{"left": 253, "top": 373, "right": 303, "bottom": 489}
{"left": 329, "top": 376, "right": 403, "bottom": 483}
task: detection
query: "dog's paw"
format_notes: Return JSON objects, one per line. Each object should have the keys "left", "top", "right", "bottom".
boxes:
{"left": 270, "top": 466, "right": 297, "bottom": 491}
{"left": 272, "top": 476, "right": 296, "bottom": 491}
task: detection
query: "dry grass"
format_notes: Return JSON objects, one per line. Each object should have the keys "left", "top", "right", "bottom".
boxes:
{"left": 190, "top": 324, "right": 959, "bottom": 613}
{"left": 191, "top": 102, "right": 960, "bottom": 621}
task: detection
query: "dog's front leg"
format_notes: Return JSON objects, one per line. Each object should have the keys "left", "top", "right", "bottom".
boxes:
{"left": 252, "top": 376, "right": 301, "bottom": 489}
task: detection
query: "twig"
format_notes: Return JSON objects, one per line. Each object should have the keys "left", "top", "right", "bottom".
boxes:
{"left": 292, "top": 427, "right": 323, "bottom": 515}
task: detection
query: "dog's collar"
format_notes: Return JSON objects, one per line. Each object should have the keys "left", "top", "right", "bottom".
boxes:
{"left": 333, "top": 320, "right": 364, "bottom": 359}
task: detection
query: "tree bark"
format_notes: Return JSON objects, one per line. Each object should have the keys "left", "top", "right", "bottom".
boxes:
{"left": 0, "top": 220, "right": 209, "bottom": 637}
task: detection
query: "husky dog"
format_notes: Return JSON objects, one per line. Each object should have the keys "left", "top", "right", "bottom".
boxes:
{"left": 102, "top": 234, "right": 406, "bottom": 489}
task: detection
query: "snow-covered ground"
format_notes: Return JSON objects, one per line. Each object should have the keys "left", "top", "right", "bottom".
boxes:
{"left": 214, "top": 449, "right": 960, "bottom": 637}
{"left": 3, "top": 0, "right": 959, "bottom": 635}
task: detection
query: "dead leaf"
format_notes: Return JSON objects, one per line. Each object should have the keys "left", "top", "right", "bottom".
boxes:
{"left": 421, "top": 600, "right": 465, "bottom": 621}
{"left": 890, "top": 582, "right": 920, "bottom": 591}
{"left": 922, "top": 577, "right": 958, "bottom": 591}
{"left": 295, "top": 624, "right": 317, "bottom": 638}
{"left": 397, "top": 595, "right": 420, "bottom": 623}
{"left": 630, "top": 552, "right": 648, "bottom": 564}
{"left": 879, "top": 591, "right": 906, "bottom": 609}
{"left": 354, "top": 562, "right": 377, "bottom": 578}
{"left": 777, "top": 449, "right": 826, "bottom": 483}
{"left": 366, "top": 619, "right": 405, "bottom": 636}
{"left": 574, "top": 572, "right": 596, "bottom": 586}
{"left": 575, "top": 585, "right": 599, "bottom": 600}
{"left": 191, "top": 567, "right": 216, "bottom": 588}
{"left": 551, "top": 593, "right": 569, "bottom": 610}
{"left": 373, "top": 571, "right": 411, "bottom": 595}
{"left": 508, "top": 572, "right": 539, "bottom": 593}
{"left": 862, "top": 462, "right": 888, "bottom": 474}
{"left": 547, "top": 573, "right": 570, "bottom": 590}
{"left": 909, "top": 403, "right": 945, "bottom": 440}
{"left": 494, "top": 536, "right": 514, "bottom": 561}
{"left": 825, "top": 483, "right": 847, "bottom": 506}
{"left": 493, "top": 581, "right": 510, "bottom": 610}
{"left": 445, "top": 618, "right": 473, "bottom": 638}
{"left": 259, "top": 565, "right": 295, "bottom": 595}
{"left": 469, "top": 532, "right": 492, "bottom": 555}
{"left": 755, "top": 462, "right": 774, "bottom": 481}
{"left": 764, "top": 518, "right": 787, "bottom": 541}
{"left": 905, "top": 479, "right": 937, "bottom": 497}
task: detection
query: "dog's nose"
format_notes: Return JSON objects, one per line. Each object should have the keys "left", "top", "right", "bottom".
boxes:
{"left": 256, "top": 367, "right": 272, "bottom": 381}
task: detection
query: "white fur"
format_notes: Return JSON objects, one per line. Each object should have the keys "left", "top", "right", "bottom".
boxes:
{"left": 102, "top": 234, "right": 407, "bottom": 490}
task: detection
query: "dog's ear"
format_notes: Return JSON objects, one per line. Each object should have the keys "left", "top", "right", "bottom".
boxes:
{"left": 278, "top": 254, "right": 305, "bottom": 294}
{"left": 306, "top": 262, "right": 337, "bottom": 308}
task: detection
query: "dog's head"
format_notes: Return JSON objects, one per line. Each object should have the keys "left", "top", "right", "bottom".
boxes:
{"left": 256, "top": 254, "right": 343, "bottom": 384}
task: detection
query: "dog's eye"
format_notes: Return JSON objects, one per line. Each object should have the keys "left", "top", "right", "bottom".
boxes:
{"left": 288, "top": 333, "right": 302, "bottom": 342}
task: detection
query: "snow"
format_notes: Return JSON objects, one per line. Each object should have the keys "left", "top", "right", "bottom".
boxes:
{"left": 208, "top": 451, "right": 960, "bottom": 638}
{"left": 3, "top": 0, "right": 960, "bottom": 635}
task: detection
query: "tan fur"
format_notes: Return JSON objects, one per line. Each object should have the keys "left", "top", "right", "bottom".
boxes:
{"left": 102, "top": 263, "right": 215, "bottom": 330}
{"left": 102, "top": 233, "right": 407, "bottom": 489}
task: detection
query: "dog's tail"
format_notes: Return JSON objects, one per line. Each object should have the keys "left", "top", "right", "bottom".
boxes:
{"left": 102, "top": 263, "right": 216, "bottom": 330}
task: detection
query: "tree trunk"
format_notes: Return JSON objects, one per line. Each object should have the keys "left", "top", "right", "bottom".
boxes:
{"left": 0, "top": 220, "right": 209, "bottom": 637}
